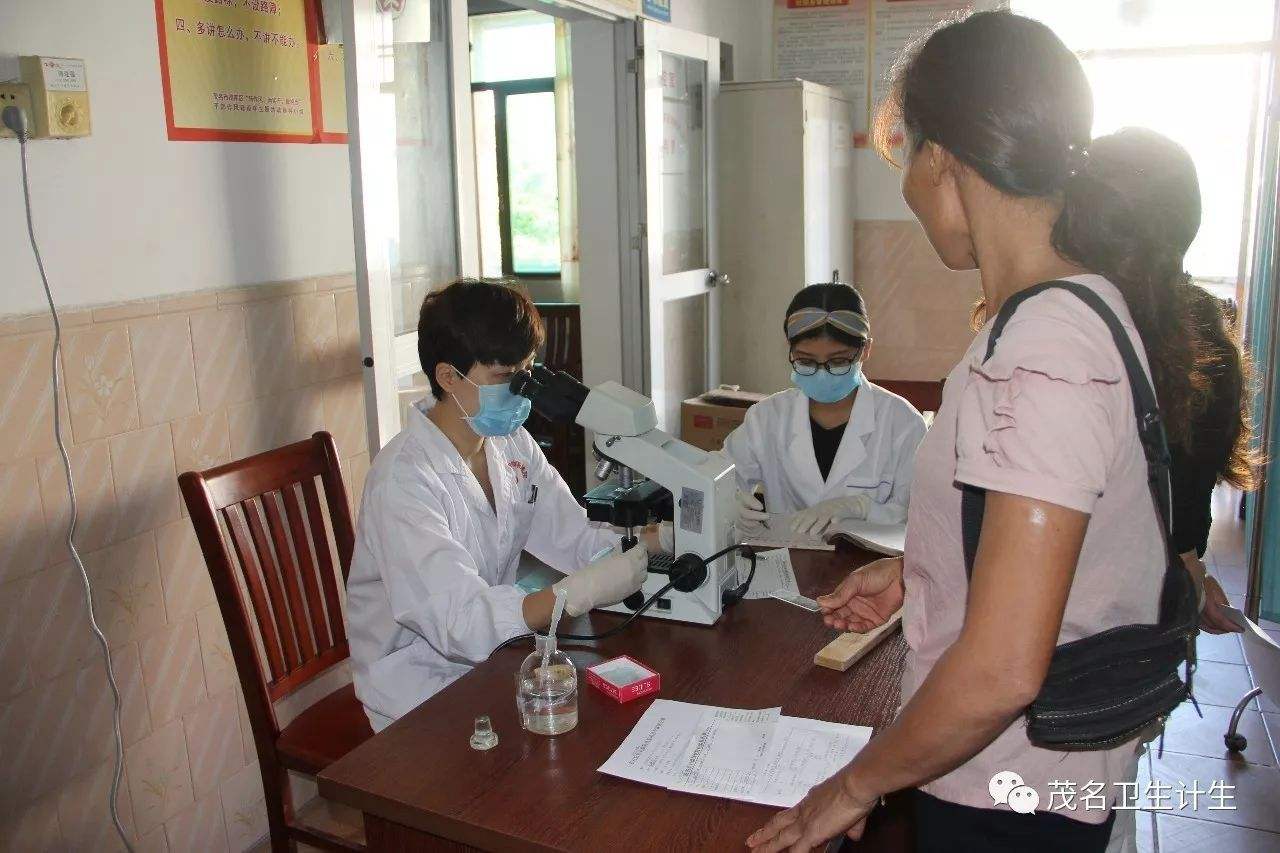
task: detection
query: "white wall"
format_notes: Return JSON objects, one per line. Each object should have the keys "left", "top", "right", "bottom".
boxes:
{"left": 0, "top": 1, "right": 355, "bottom": 317}
{"left": 669, "top": 0, "right": 773, "bottom": 81}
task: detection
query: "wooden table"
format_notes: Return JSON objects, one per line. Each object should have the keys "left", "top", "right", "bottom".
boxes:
{"left": 319, "top": 548, "right": 911, "bottom": 852}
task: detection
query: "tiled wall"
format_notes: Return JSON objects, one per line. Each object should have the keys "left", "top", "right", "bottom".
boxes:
{"left": 855, "top": 220, "right": 983, "bottom": 383}
{"left": 0, "top": 274, "right": 370, "bottom": 852}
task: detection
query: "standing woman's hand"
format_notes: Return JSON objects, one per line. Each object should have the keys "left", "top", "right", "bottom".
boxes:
{"left": 817, "top": 557, "right": 904, "bottom": 633}
{"left": 746, "top": 769, "right": 880, "bottom": 852}
{"left": 1181, "top": 552, "right": 1242, "bottom": 634}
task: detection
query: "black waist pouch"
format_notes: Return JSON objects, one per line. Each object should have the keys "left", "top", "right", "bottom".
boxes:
{"left": 962, "top": 282, "right": 1199, "bottom": 751}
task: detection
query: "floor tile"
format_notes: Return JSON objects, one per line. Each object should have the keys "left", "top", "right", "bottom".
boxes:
{"left": 1142, "top": 751, "right": 1280, "bottom": 832}
{"left": 1198, "top": 631, "right": 1246, "bottom": 665}
{"left": 1157, "top": 813, "right": 1280, "bottom": 852}
{"left": 1194, "top": 660, "right": 1258, "bottom": 710}
{"left": 1159, "top": 701, "right": 1275, "bottom": 767}
{"left": 1253, "top": 669, "right": 1280, "bottom": 714}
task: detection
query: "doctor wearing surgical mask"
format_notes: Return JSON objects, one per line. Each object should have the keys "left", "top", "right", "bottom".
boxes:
{"left": 722, "top": 281, "right": 926, "bottom": 535}
{"left": 346, "top": 279, "right": 651, "bottom": 732}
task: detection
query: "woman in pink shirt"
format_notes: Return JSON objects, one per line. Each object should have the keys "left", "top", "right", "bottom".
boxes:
{"left": 749, "top": 11, "right": 1211, "bottom": 853}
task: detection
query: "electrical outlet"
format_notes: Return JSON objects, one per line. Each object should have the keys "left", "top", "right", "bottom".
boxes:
{"left": 0, "top": 82, "right": 33, "bottom": 139}
{"left": 19, "top": 56, "right": 91, "bottom": 138}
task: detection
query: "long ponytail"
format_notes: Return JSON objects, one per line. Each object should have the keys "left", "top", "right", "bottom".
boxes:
{"left": 875, "top": 11, "right": 1209, "bottom": 445}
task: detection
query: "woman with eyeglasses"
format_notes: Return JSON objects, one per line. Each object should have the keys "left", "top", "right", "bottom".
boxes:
{"left": 721, "top": 281, "right": 927, "bottom": 537}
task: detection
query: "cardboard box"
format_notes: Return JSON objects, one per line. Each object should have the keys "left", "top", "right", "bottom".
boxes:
{"left": 680, "top": 388, "right": 766, "bottom": 451}
{"left": 585, "top": 656, "right": 661, "bottom": 703}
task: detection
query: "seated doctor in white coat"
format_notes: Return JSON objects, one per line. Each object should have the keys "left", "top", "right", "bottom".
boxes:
{"left": 345, "top": 279, "right": 650, "bottom": 731}
{"left": 723, "top": 281, "right": 926, "bottom": 535}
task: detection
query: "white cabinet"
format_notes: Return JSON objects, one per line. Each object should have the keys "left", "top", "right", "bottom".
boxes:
{"left": 717, "top": 80, "right": 855, "bottom": 395}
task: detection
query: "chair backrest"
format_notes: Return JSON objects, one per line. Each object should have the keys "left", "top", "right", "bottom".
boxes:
{"left": 535, "top": 302, "right": 582, "bottom": 376}
{"left": 873, "top": 379, "right": 944, "bottom": 415}
{"left": 178, "top": 432, "right": 355, "bottom": 735}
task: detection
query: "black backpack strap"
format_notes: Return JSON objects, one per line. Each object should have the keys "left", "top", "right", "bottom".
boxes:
{"left": 960, "top": 281, "right": 1185, "bottom": 621}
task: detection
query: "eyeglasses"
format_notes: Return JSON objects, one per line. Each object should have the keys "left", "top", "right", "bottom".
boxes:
{"left": 790, "top": 356, "right": 860, "bottom": 376}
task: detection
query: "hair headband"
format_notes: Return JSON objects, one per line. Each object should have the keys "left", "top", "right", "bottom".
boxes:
{"left": 785, "top": 308, "right": 870, "bottom": 341}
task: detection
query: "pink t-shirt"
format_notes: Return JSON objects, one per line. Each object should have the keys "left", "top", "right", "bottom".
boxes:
{"left": 901, "top": 274, "right": 1162, "bottom": 823}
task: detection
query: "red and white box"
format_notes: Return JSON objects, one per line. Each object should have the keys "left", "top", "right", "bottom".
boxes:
{"left": 585, "top": 656, "right": 660, "bottom": 703}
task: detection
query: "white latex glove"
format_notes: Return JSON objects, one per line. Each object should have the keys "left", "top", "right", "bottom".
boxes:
{"left": 553, "top": 544, "right": 649, "bottom": 617}
{"left": 735, "top": 486, "right": 769, "bottom": 527}
{"left": 790, "top": 494, "right": 872, "bottom": 536}
{"left": 658, "top": 521, "right": 675, "bottom": 553}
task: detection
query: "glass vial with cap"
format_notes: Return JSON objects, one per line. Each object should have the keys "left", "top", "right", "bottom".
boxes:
{"left": 470, "top": 715, "right": 498, "bottom": 751}
{"left": 516, "top": 635, "right": 578, "bottom": 735}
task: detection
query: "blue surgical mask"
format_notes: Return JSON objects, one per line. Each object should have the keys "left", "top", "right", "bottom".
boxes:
{"left": 791, "top": 364, "right": 864, "bottom": 403}
{"left": 452, "top": 369, "right": 532, "bottom": 437}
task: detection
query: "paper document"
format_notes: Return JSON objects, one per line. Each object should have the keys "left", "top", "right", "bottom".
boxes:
{"left": 743, "top": 549, "right": 800, "bottom": 600}
{"left": 738, "top": 515, "right": 835, "bottom": 552}
{"left": 599, "top": 700, "right": 873, "bottom": 808}
{"left": 827, "top": 520, "right": 907, "bottom": 557}
{"left": 1225, "top": 607, "right": 1280, "bottom": 700}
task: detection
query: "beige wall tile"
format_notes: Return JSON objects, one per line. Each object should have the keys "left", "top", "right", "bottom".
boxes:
{"left": 171, "top": 410, "right": 232, "bottom": 478}
{"left": 0, "top": 642, "right": 145, "bottom": 808}
{"left": 345, "top": 452, "right": 370, "bottom": 523}
{"left": 155, "top": 519, "right": 216, "bottom": 621}
{"left": 109, "top": 424, "right": 182, "bottom": 539}
{"left": 156, "top": 293, "right": 219, "bottom": 315}
{"left": 56, "top": 760, "right": 137, "bottom": 852}
{"left": 93, "top": 301, "right": 158, "bottom": 324}
{"left": 61, "top": 325, "right": 142, "bottom": 442}
{"left": 243, "top": 300, "right": 300, "bottom": 397}
{"left": 190, "top": 308, "right": 254, "bottom": 413}
{"left": 333, "top": 288, "right": 362, "bottom": 378}
{"left": 235, "top": 690, "right": 256, "bottom": 767}
{"left": 125, "top": 719, "right": 195, "bottom": 836}
{"left": 292, "top": 292, "right": 344, "bottom": 386}
{"left": 140, "top": 618, "right": 208, "bottom": 727}
{"left": 0, "top": 576, "right": 35, "bottom": 700}
{"left": 313, "top": 273, "right": 356, "bottom": 292}
{"left": 19, "top": 561, "right": 99, "bottom": 682}
{"left": 0, "top": 457, "right": 51, "bottom": 584}
{"left": 217, "top": 279, "right": 315, "bottom": 305}
{"left": 322, "top": 375, "right": 367, "bottom": 459}
{"left": 138, "top": 824, "right": 170, "bottom": 853}
{"left": 86, "top": 533, "right": 167, "bottom": 649}
{"left": 183, "top": 691, "right": 247, "bottom": 799}
{"left": 220, "top": 761, "right": 268, "bottom": 852}
{"left": 0, "top": 671, "right": 79, "bottom": 805}
{"left": 164, "top": 794, "right": 230, "bottom": 853}
{"left": 105, "top": 641, "right": 153, "bottom": 747}
{"left": 38, "top": 439, "right": 120, "bottom": 558}
{"left": 227, "top": 386, "right": 325, "bottom": 460}
{"left": 196, "top": 604, "right": 237, "bottom": 697}
{"left": 0, "top": 333, "right": 59, "bottom": 464}
{"left": 0, "top": 794, "right": 63, "bottom": 851}
{"left": 128, "top": 316, "right": 200, "bottom": 427}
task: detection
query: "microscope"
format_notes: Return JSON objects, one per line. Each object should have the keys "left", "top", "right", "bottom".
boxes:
{"left": 510, "top": 366, "right": 740, "bottom": 626}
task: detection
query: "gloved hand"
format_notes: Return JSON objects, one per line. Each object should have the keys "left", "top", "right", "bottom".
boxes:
{"left": 658, "top": 521, "right": 675, "bottom": 553}
{"left": 789, "top": 494, "right": 872, "bottom": 536}
{"left": 735, "top": 485, "right": 769, "bottom": 527}
{"left": 553, "top": 544, "right": 649, "bottom": 617}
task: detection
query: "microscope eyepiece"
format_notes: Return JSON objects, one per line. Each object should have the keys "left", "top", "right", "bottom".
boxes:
{"left": 509, "top": 364, "right": 590, "bottom": 423}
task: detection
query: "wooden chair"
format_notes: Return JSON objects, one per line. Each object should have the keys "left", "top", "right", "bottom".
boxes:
{"left": 179, "top": 432, "right": 373, "bottom": 852}
{"left": 874, "top": 379, "right": 945, "bottom": 415}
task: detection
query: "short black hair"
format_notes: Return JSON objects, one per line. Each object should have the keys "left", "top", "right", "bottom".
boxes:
{"left": 418, "top": 278, "right": 545, "bottom": 399}
{"left": 784, "top": 283, "right": 869, "bottom": 347}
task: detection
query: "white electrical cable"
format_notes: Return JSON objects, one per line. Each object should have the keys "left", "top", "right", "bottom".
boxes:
{"left": 16, "top": 134, "right": 135, "bottom": 853}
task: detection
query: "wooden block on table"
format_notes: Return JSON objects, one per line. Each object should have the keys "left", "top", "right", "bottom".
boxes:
{"left": 814, "top": 610, "right": 903, "bottom": 672}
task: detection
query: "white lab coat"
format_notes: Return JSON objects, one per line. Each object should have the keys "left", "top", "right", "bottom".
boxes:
{"left": 346, "top": 400, "right": 617, "bottom": 731}
{"left": 721, "top": 383, "right": 926, "bottom": 524}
